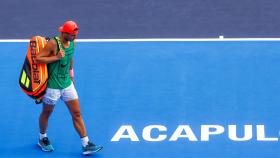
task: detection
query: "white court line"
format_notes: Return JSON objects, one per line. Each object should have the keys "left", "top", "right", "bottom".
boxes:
{"left": 1, "top": 38, "right": 280, "bottom": 42}
{"left": 77, "top": 38, "right": 280, "bottom": 42}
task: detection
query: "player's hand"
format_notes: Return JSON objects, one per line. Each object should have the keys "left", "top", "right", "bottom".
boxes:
{"left": 57, "top": 50, "right": 65, "bottom": 59}
{"left": 70, "top": 69, "right": 74, "bottom": 84}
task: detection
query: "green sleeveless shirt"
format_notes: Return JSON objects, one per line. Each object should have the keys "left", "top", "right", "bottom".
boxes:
{"left": 47, "top": 37, "right": 74, "bottom": 89}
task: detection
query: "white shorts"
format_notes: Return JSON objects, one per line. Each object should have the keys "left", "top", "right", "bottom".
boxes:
{"left": 43, "top": 83, "right": 78, "bottom": 105}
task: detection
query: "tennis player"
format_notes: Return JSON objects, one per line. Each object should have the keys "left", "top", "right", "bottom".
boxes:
{"left": 35, "top": 20, "right": 103, "bottom": 155}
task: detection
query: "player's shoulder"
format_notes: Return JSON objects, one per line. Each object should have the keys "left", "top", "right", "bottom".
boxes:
{"left": 47, "top": 39, "right": 58, "bottom": 48}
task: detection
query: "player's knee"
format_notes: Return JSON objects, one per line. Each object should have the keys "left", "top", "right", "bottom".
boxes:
{"left": 71, "top": 110, "right": 82, "bottom": 119}
{"left": 42, "top": 107, "right": 54, "bottom": 116}
{"left": 43, "top": 111, "right": 53, "bottom": 117}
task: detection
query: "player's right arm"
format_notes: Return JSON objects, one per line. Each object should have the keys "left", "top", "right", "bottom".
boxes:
{"left": 35, "top": 39, "right": 65, "bottom": 64}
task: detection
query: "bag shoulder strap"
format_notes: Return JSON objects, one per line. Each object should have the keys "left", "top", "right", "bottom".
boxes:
{"left": 54, "top": 36, "right": 63, "bottom": 52}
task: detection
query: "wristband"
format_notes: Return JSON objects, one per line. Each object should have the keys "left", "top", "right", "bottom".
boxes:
{"left": 70, "top": 69, "right": 74, "bottom": 78}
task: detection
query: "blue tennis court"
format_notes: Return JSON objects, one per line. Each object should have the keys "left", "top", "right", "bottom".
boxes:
{"left": 0, "top": 40, "right": 279, "bottom": 158}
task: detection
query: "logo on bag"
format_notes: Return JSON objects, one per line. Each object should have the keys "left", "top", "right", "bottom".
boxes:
{"left": 30, "top": 41, "right": 40, "bottom": 84}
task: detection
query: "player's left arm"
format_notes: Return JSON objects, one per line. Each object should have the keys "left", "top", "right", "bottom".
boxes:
{"left": 70, "top": 40, "right": 77, "bottom": 82}
{"left": 70, "top": 58, "right": 74, "bottom": 82}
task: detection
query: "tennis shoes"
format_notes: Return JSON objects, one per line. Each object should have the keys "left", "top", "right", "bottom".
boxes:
{"left": 38, "top": 137, "right": 54, "bottom": 152}
{"left": 37, "top": 137, "right": 103, "bottom": 155}
{"left": 82, "top": 141, "right": 103, "bottom": 155}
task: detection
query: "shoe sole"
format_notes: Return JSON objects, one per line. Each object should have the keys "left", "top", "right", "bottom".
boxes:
{"left": 82, "top": 146, "right": 103, "bottom": 155}
{"left": 37, "top": 142, "right": 54, "bottom": 152}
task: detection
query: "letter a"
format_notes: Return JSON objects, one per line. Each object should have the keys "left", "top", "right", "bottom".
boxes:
{"left": 111, "top": 125, "right": 140, "bottom": 141}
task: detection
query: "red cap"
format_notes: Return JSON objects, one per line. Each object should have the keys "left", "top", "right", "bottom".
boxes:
{"left": 59, "top": 20, "right": 79, "bottom": 35}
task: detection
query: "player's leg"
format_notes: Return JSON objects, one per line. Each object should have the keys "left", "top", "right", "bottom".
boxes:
{"left": 39, "top": 104, "right": 55, "bottom": 134}
{"left": 63, "top": 83, "right": 103, "bottom": 155}
{"left": 38, "top": 88, "right": 60, "bottom": 152}
{"left": 38, "top": 104, "right": 55, "bottom": 152}
{"left": 65, "top": 99, "right": 87, "bottom": 137}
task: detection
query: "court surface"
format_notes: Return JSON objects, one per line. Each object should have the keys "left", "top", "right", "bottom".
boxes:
{"left": 0, "top": 40, "right": 279, "bottom": 158}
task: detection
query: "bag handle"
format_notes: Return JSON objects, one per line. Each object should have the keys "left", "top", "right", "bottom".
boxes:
{"left": 54, "top": 36, "right": 63, "bottom": 52}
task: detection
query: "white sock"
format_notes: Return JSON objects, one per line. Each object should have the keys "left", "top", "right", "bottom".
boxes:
{"left": 39, "top": 133, "right": 47, "bottom": 140}
{"left": 81, "top": 136, "right": 89, "bottom": 147}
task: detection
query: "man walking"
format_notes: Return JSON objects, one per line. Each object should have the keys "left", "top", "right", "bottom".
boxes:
{"left": 35, "top": 20, "right": 102, "bottom": 155}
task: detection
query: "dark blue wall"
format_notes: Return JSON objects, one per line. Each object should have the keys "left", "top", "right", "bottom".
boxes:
{"left": 1, "top": 0, "right": 280, "bottom": 38}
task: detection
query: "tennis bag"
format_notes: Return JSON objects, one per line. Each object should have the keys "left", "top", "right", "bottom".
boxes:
{"left": 19, "top": 36, "right": 49, "bottom": 104}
